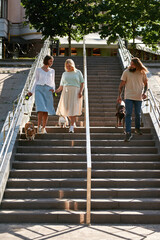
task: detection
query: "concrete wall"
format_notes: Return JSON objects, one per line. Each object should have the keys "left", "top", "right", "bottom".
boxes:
{"left": 8, "top": 0, "right": 25, "bottom": 23}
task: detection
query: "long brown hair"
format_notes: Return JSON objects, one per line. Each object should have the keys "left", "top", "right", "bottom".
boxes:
{"left": 130, "top": 57, "right": 148, "bottom": 73}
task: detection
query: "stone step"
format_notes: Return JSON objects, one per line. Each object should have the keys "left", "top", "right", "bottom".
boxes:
{"left": 19, "top": 133, "right": 153, "bottom": 140}
{"left": 88, "top": 102, "right": 123, "bottom": 107}
{"left": 91, "top": 210, "right": 160, "bottom": 224}
{"left": 22, "top": 126, "right": 149, "bottom": 134}
{"left": 55, "top": 74, "right": 121, "bottom": 77}
{"left": 29, "top": 116, "right": 130, "bottom": 123}
{"left": 12, "top": 161, "right": 160, "bottom": 170}
{"left": 9, "top": 169, "right": 160, "bottom": 179}
{"left": 0, "top": 210, "right": 85, "bottom": 223}
{"left": 7, "top": 178, "right": 160, "bottom": 189}
{"left": 1, "top": 198, "right": 76, "bottom": 210}
{"left": 16, "top": 146, "right": 157, "bottom": 154}
{"left": 29, "top": 121, "right": 135, "bottom": 127}
{"left": 85, "top": 72, "right": 122, "bottom": 75}
{"left": 2, "top": 198, "right": 160, "bottom": 211}
{"left": 4, "top": 188, "right": 160, "bottom": 199}
{"left": 88, "top": 85, "right": 119, "bottom": 88}
{"left": 32, "top": 111, "right": 117, "bottom": 117}
{"left": 88, "top": 91, "right": 118, "bottom": 95}
{"left": 54, "top": 65, "right": 120, "bottom": 69}
{"left": 1, "top": 209, "right": 160, "bottom": 224}
{"left": 88, "top": 84, "right": 118, "bottom": 90}
{"left": 14, "top": 152, "right": 158, "bottom": 161}
{"left": 17, "top": 139, "right": 155, "bottom": 147}
{"left": 4, "top": 188, "right": 87, "bottom": 199}
{"left": 70, "top": 198, "right": 160, "bottom": 211}
{"left": 30, "top": 116, "right": 122, "bottom": 121}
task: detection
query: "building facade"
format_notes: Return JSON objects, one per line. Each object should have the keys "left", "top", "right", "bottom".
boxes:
{"left": 0, "top": 0, "right": 119, "bottom": 59}
{"left": 0, "top": 0, "right": 159, "bottom": 59}
{"left": 0, "top": 0, "right": 43, "bottom": 59}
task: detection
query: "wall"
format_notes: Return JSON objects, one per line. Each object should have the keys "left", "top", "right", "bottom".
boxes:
{"left": 8, "top": 0, "right": 25, "bottom": 23}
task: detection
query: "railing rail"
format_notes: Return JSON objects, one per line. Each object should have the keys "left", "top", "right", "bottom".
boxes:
{"left": 118, "top": 36, "right": 160, "bottom": 141}
{"left": 142, "top": 89, "right": 160, "bottom": 140}
{"left": 118, "top": 36, "right": 133, "bottom": 69}
{"left": 83, "top": 36, "right": 92, "bottom": 225}
{"left": 0, "top": 38, "right": 50, "bottom": 202}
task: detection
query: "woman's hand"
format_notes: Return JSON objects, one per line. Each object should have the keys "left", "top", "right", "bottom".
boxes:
{"left": 49, "top": 89, "right": 54, "bottom": 93}
{"left": 78, "top": 91, "right": 83, "bottom": 98}
{"left": 79, "top": 82, "right": 84, "bottom": 98}
{"left": 28, "top": 92, "right": 32, "bottom": 96}
{"left": 55, "top": 86, "right": 63, "bottom": 93}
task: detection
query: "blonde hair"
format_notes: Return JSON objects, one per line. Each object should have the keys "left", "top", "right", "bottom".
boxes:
{"left": 130, "top": 57, "right": 148, "bottom": 73}
{"left": 65, "top": 59, "right": 76, "bottom": 72}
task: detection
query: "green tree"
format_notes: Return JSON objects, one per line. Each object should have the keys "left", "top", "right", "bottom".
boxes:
{"left": 99, "top": 0, "right": 160, "bottom": 49}
{"left": 21, "top": 0, "right": 100, "bottom": 55}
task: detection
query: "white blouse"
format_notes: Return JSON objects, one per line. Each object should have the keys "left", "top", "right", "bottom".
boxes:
{"left": 31, "top": 67, "right": 55, "bottom": 93}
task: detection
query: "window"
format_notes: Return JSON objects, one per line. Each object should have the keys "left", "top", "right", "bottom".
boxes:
{"left": 59, "top": 48, "right": 65, "bottom": 56}
{"left": 93, "top": 48, "right": 101, "bottom": 56}
{"left": 71, "top": 48, "right": 77, "bottom": 56}
{"left": 0, "top": 0, "right": 8, "bottom": 19}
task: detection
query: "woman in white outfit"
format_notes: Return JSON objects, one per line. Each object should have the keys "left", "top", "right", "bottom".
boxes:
{"left": 28, "top": 55, "right": 56, "bottom": 133}
{"left": 56, "top": 59, "right": 84, "bottom": 133}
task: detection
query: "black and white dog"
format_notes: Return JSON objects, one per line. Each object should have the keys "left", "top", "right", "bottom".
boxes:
{"left": 116, "top": 101, "right": 126, "bottom": 129}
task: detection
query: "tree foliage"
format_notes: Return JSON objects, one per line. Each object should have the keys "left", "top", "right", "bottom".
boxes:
{"left": 99, "top": 0, "right": 160, "bottom": 48}
{"left": 21, "top": 0, "right": 100, "bottom": 55}
{"left": 21, "top": 0, "right": 160, "bottom": 52}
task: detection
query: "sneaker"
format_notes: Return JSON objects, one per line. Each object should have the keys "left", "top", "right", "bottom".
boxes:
{"left": 69, "top": 125, "right": 74, "bottom": 133}
{"left": 37, "top": 126, "right": 41, "bottom": 133}
{"left": 124, "top": 132, "right": 132, "bottom": 142}
{"left": 135, "top": 128, "right": 143, "bottom": 135}
{"left": 41, "top": 127, "right": 47, "bottom": 134}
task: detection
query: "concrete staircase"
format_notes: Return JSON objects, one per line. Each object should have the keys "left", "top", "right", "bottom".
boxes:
{"left": 0, "top": 56, "right": 160, "bottom": 223}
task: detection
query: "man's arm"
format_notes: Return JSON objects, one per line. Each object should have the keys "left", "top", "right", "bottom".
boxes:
{"left": 117, "top": 80, "right": 126, "bottom": 103}
{"left": 142, "top": 79, "right": 148, "bottom": 99}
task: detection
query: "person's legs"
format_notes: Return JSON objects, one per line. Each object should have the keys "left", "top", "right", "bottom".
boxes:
{"left": 68, "top": 116, "right": 76, "bottom": 133}
{"left": 124, "top": 99, "right": 133, "bottom": 142}
{"left": 68, "top": 116, "right": 76, "bottom": 126}
{"left": 42, "top": 112, "right": 48, "bottom": 132}
{"left": 37, "top": 111, "right": 43, "bottom": 133}
{"left": 134, "top": 100, "right": 142, "bottom": 134}
{"left": 38, "top": 112, "right": 43, "bottom": 127}
{"left": 125, "top": 99, "right": 133, "bottom": 133}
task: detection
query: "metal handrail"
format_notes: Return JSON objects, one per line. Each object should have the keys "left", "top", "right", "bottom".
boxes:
{"left": 0, "top": 38, "right": 50, "bottom": 171}
{"left": 83, "top": 36, "right": 92, "bottom": 225}
{"left": 142, "top": 89, "right": 160, "bottom": 139}
{"left": 118, "top": 36, "right": 133, "bottom": 69}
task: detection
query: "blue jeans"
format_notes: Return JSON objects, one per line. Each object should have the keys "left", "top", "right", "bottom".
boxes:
{"left": 125, "top": 99, "right": 142, "bottom": 133}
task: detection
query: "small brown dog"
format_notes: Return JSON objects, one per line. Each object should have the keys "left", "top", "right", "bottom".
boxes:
{"left": 25, "top": 122, "right": 36, "bottom": 140}
{"left": 116, "top": 101, "right": 126, "bottom": 129}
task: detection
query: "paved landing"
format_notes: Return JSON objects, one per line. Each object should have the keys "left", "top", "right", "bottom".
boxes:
{"left": 0, "top": 224, "right": 160, "bottom": 240}
{"left": 0, "top": 67, "right": 30, "bottom": 131}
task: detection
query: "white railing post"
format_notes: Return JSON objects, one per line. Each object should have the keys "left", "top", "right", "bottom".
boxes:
{"left": 83, "top": 36, "right": 92, "bottom": 225}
